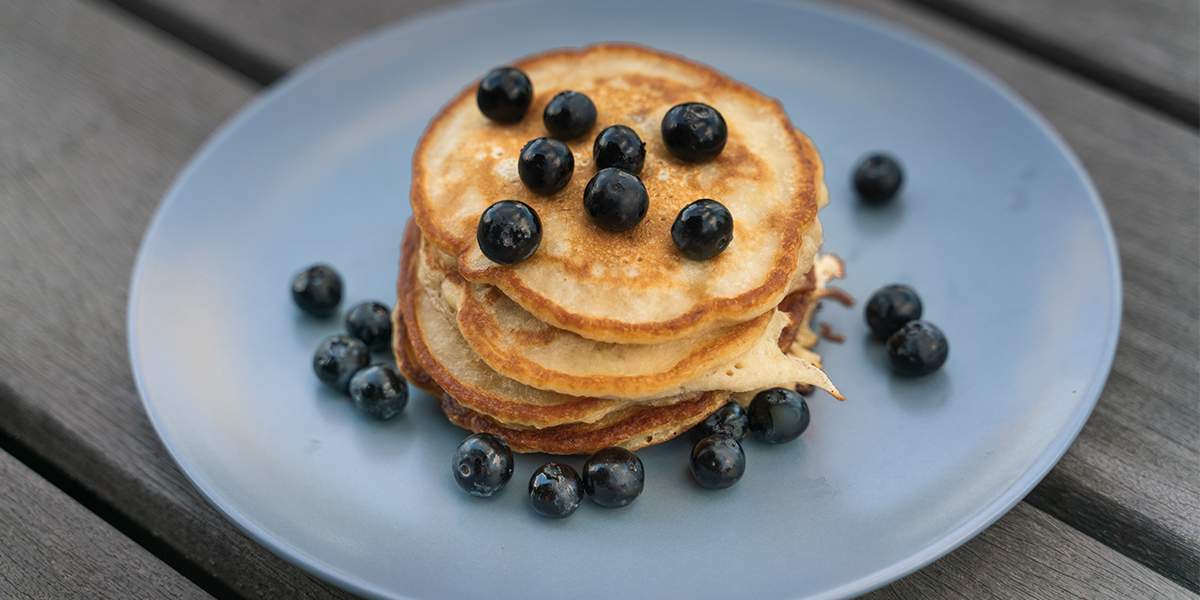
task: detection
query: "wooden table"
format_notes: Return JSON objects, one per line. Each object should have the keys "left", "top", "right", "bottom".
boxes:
{"left": 0, "top": 0, "right": 1195, "bottom": 597}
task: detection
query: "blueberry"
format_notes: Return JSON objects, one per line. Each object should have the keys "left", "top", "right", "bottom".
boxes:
{"left": 854, "top": 153, "right": 904, "bottom": 204}
{"left": 543, "top": 91, "right": 597, "bottom": 140}
{"left": 452, "top": 433, "right": 514, "bottom": 497}
{"left": 887, "top": 320, "right": 949, "bottom": 376}
{"left": 748, "top": 387, "right": 810, "bottom": 444}
{"left": 865, "top": 285, "right": 923, "bottom": 340}
{"left": 348, "top": 364, "right": 408, "bottom": 420}
{"left": 690, "top": 401, "right": 748, "bottom": 442}
{"left": 519, "top": 137, "right": 574, "bottom": 195}
{"left": 345, "top": 301, "right": 393, "bottom": 352}
{"left": 477, "top": 200, "right": 542, "bottom": 265}
{"left": 528, "top": 462, "right": 584, "bottom": 518}
{"left": 661, "top": 102, "right": 727, "bottom": 162}
{"left": 292, "top": 264, "right": 342, "bottom": 317}
{"left": 583, "top": 168, "right": 649, "bottom": 232}
{"left": 582, "top": 447, "right": 644, "bottom": 508}
{"left": 671, "top": 199, "right": 733, "bottom": 260}
{"left": 313, "top": 334, "right": 370, "bottom": 393}
{"left": 476, "top": 67, "right": 532, "bottom": 123}
{"left": 691, "top": 435, "right": 746, "bottom": 490}
{"left": 592, "top": 125, "right": 646, "bottom": 174}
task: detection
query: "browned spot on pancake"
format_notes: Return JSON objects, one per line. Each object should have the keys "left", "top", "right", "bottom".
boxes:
{"left": 776, "top": 270, "right": 819, "bottom": 352}
{"left": 392, "top": 223, "right": 444, "bottom": 395}
{"left": 708, "top": 142, "right": 765, "bottom": 183}
{"left": 823, "top": 286, "right": 856, "bottom": 308}
{"left": 819, "top": 322, "right": 846, "bottom": 343}
{"left": 438, "top": 391, "right": 727, "bottom": 455}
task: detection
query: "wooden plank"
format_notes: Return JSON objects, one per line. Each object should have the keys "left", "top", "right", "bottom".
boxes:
{"left": 0, "top": 1, "right": 355, "bottom": 598}
{"left": 901, "top": 0, "right": 1199, "bottom": 125}
{"left": 101, "top": 0, "right": 1200, "bottom": 587}
{"left": 0, "top": 448, "right": 213, "bottom": 600}
{"left": 864, "top": 502, "right": 1196, "bottom": 599}
{"left": 104, "top": 0, "right": 1200, "bottom": 125}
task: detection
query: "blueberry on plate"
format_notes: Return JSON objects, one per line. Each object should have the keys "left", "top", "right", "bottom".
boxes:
{"left": 519, "top": 137, "right": 574, "bottom": 195}
{"left": 671, "top": 199, "right": 733, "bottom": 260}
{"left": 348, "top": 364, "right": 408, "bottom": 420}
{"left": 887, "top": 320, "right": 949, "bottom": 376}
{"left": 345, "top": 301, "right": 393, "bottom": 352}
{"left": 583, "top": 167, "right": 649, "bottom": 232}
{"left": 853, "top": 153, "right": 904, "bottom": 204}
{"left": 529, "top": 462, "right": 584, "bottom": 518}
{"left": 691, "top": 434, "right": 746, "bottom": 490}
{"left": 313, "top": 334, "right": 370, "bottom": 393}
{"left": 543, "top": 91, "right": 597, "bottom": 140}
{"left": 865, "top": 285, "right": 922, "bottom": 340}
{"left": 292, "top": 264, "right": 342, "bottom": 317}
{"left": 661, "top": 102, "right": 727, "bottom": 162}
{"left": 452, "top": 433, "right": 514, "bottom": 497}
{"left": 747, "top": 387, "right": 810, "bottom": 444}
{"left": 690, "top": 401, "right": 748, "bottom": 442}
{"left": 592, "top": 125, "right": 646, "bottom": 174}
{"left": 476, "top": 67, "right": 532, "bottom": 123}
{"left": 477, "top": 200, "right": 542, "bottom": 265}
{"left": 582, "top": 447, "right": 644, "bottom": 508}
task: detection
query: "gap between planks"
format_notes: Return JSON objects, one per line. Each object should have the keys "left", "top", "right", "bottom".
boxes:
{"left": 0, "top": 383, "right": 248, "bottom": 600}
{"left": 90, "top": 0, "right": 286, "bottom": 86}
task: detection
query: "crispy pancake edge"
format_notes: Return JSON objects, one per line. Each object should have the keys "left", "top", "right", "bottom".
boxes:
{"left": 411, "top": 43, "right": 825, "bottom": 344}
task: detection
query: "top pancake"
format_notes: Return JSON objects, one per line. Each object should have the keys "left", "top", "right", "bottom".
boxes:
{"left": 411, "top": 44, "right": 827, "bottom": 344}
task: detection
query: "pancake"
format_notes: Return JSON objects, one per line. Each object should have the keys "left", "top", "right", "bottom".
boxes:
{"left": 438, "top": 392, "right": 729, "bottom": 455}
{"left": 411, "top": 43, "right": 828, "bottom": 344}
{"left": 395, "top": 218, "right": 843, "bottom": 433}
{"left": 397, "top": 219, "right": 718, "bottom": 428}
{"left": 418, "top": 233, "right": 842, "bottom": 400}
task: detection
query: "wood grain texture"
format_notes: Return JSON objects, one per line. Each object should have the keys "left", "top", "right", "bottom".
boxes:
{"left": 864, "top": 502, "right": 1195, "bottom": 599}
{"left": 0, "top": 449, "right": 212, "bottom": 600}
{"left": 0, "top": 0, "right": 1193, "bottom": 599}
{"left": 903, "top": 0, "right": 1199, "bottom": 125}
{"left": 100, "top": 0, "right": 1200, "bottom": 586}
{"left": 0, "top": 0, "right": 355, "bottom": 598}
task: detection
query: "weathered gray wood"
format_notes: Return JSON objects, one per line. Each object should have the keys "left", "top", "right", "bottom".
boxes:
{"left": 864, "top": 502, "right": 1195, "bottom": 599}
{"left": 0, "top": 449, "right": 213, "bottom": 600}
{"left": 0, "top": 0, "right": 1194, "bottom": 599}
{"left": 98, "top": 0, "right": 1200, "bottom": 587}
{"left": 0, "top": 1, "right": 354, "bottom": 598}
{"left": 905, "top": 0, "right": 1199, "bottom": 124}
{"left": 109, "top": 0, "right": 1200, "bottom": 124}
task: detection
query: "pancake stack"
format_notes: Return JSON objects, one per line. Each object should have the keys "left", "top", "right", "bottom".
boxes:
{"left": 393, "top": 44, "right": 848, "bottom": 454}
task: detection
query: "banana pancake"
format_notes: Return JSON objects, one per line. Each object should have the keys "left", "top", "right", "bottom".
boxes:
{"left": 396, "top": 220, "right": 717, "bottom": 428}
{"left": 395, "top": 218, "right": 842, "bottom": 434}
{"left": 437, "top": 392, "right": 730, "bottom": 455}
{"left": 417, "top": 230, "right": 844, "bottom": 400}
{"left": 411, "top": 43, "right": 828, "bottom": 344}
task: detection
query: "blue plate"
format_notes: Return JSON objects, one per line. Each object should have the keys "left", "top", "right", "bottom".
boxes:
{"left": 128, "top": 1, "right": 1120, "bottom": 598}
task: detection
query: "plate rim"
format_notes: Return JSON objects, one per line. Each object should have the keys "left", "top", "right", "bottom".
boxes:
{"left": 126, "top": 0, "right": 1123, "bottom": 598}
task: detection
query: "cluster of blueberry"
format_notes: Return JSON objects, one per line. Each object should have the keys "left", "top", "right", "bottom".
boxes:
{"left": 688, "top": 386, "right": 814, "bottom": 489}
{"left": 851, "top": 155, "right": 949, "bottom": 375}
{"left": 293, "top": 265, "right": 410, "bottom": 419}
{"left": 474, "top": 66, "right": 736, "bottom": 266}
{"left": 453, "top": 433, "right": 645, "bottom": 519}
{"left": 865, "top": 284, "right": 948, "bottom": 376}
{"left": 449, "top": 385, "right": 814, "bottom": 518}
